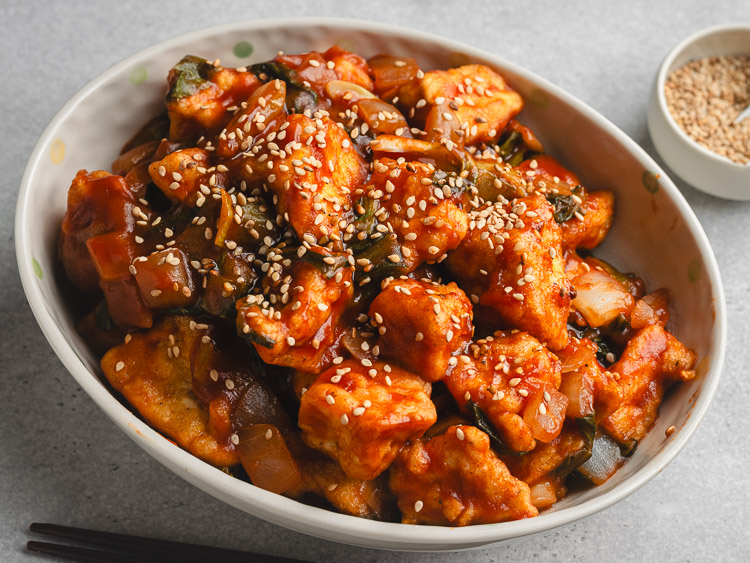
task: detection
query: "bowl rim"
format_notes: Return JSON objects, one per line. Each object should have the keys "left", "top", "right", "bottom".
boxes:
{"left": 15, "top": 16, "right": 727, "bottom": 549}
{"left": 654, "top": 22, "right": 750, "bottom": 169}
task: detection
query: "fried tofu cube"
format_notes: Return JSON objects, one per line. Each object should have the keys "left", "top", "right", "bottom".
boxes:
{"left": 369, "top": 278, "right": 473, "bottom": 382}
{"left": 561, "top": 190, "right": 614, "bottom": 250}
{"left": 101, "top": 316, "right": 238, "bottom": 467}
{"left": 369, "top": 155, "right": 469, "bottom": 271}
{"left": 324, "top": 46, "right": 374, "bottom": 90}
{"left": 242, "top": 113, "right": 367, "bottom": 245}
{"left": 148, "top": 148, "right": 227, "bottom": 207}
{"left": 389, "top": 425, "right": 537, "bottom": 525}
{"left": 298, "top": 360, "right": 436, "bottom": 480}
{"left": 236, "top": 247, "right": 354, "bottom": 370}
{"left": 285, "top": 433, "right": 398, "bottom": 521}
{"left": 445, "top": 194, "right": 573, "bottom": 350}
{"left": 444, "top": 331, "right": 563, "bottom": 453}
{"left": 602, "top": 325, "right": 696, "bottom": 447}
{"left": 216, "top": 79, "right": 287, "bottom": 160}
{"left": 555, "top": 336, "right": 623, "bottom": 422}
{"left": 166, "top": 56, "right": 260, "bottom": 141}
{"left": 504, "top": 421, "right": 591, "bottom": 487}
{"left": 421, "top": 64, "right": 523, "bottom": 146}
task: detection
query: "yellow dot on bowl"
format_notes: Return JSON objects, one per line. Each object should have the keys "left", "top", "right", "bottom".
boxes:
{"left": 642, "top": 171, "right": 659, "bottom": 193}
{"left": 448, "top": 51, "right": 472, "bottom": 67}
{"left": 50, "top": 139, "right": 65, "bottom": 164}
{"left": 335, "top": 38, "right": 355, "bottom": 52}
{"left": 688, "top": 259, "right": 700, "bottom": 283}
{"left": 529, "top": 88, "right": 549, "bottom": 108}
{"left": 130, "top": 66, "right": 148, "bottom": 85}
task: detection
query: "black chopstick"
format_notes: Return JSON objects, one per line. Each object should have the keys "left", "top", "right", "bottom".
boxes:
{"left": 28, "top": 523, "right": 308, "bottom": 563}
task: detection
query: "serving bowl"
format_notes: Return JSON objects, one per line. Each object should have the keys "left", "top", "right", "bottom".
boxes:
{"left": 647, "top": 23, "right": 750, "bottom": 200}
{"left": 15, "top": 18, "right": 726, "bottom": 551}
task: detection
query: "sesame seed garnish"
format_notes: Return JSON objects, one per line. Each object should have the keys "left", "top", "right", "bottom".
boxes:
{"left": 353, "top": 407, "right": 365, "bottom": 417}
{"left": 509, "top": 378, "right": 521, "bottom": 386}
{"left": 209, "top": 369, "right": 219, "bottom": 381}
{"left": 456, "top": 427, "right": 465, "bottom": 440}
{"left": 414, "top": 500, "right": 424, "bottom": 512}
{"left": 326, "top": 394, "right": 335, "bottom": 405}
{"left": 415, "top": 332, "right": 424, "bottom": 342}
{"left": 230, "top": 433, "right": 240, "bottom": 445}
{"left": 115, "top": 361, "right": 125, "bottom": 372}
{"left": 340, "top": 414, "right": 349, "bottom": 425}
{"left": 539, "top": 402, "right": 547, "bottom": 415}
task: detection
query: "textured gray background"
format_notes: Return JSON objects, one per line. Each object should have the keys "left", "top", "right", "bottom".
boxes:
{"left": 2, "top": 1, "right": 749, "bottom": 561}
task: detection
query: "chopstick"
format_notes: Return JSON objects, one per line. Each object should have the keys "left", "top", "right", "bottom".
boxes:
{"left": 28, "top": 523, "right": 308, "bottom": 563}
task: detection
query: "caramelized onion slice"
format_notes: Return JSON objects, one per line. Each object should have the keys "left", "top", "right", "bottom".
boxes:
{"left": 237, "top": 424, "right": 302, "bottom": 495}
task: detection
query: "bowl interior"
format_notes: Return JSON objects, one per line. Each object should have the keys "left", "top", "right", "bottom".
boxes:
{"left": 16, "top": 19, "right": 725, "bottom": 550}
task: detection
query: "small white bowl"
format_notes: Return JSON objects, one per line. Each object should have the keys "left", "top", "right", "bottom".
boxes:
{"left": 648, "top": 23, "right": 750, "bottom": 200}
{"left": 16, "top": 18, "right": 726, "bottom": 551}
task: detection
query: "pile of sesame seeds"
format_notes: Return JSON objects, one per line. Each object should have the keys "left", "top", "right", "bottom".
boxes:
{"left": 665, "top": 55, "right": 750, "bottom": 164}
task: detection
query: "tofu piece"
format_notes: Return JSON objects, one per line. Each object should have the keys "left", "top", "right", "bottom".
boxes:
{"left": 166, "top": 57, "right": 260, "bottom": 142}
{"left": 389, "top": 425, "right": 538, "bottom": 525}
{"left": 504, "top": 421, "right": 590, "bottom": 486}
{"left": 555, "top": 336, "right": 623, "bottom": 422}
{"left": 241, "top": 113, "right": 367, "bottom": 246}
{"left": 602, "top": 325, "right": 696, "bottom": 447}
{"left": 444, "top": 331, "right": 563, "bottom": 453}
{"left": 368, "top": 156, "right": 469, "bottom": 271}
{"left": 369, "top": 278, "right": 473, "bottom": 382}
{"left": 148, "top": 148, "right": 227, "bottom": 207}
{"left": 236, "top": 246, "right": 354, "bottom": 370}
{"left": 285, "top": 434, "right": 398, "bottom": 521}
{"left": 101, "top": 316, "right": 238, "bottom": 467}
{"left": 445, "top": 194, "right": 573, "bottom": 350}
{"left": 421, "top": 64, "right": 523, "bottom": 147}
{"left": 561, "top": 190, "right": 615, "bottom": 251}
{"left": 298, "top": 360, "right": 436, "bottom": 480}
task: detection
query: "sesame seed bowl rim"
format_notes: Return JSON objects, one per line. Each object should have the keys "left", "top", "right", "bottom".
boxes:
{"left": 648, "top": 23, "right": 750, "bottom": 200}
{"left": 655, "top": 23, "right": 750, "bottom": 169}
{"left": 15, "top": 17, "right": 726, "bottom": 551}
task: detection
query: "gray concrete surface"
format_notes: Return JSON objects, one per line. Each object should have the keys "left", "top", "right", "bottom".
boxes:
{"left": 2, "top": 1, "right": 749, "bottom": 561}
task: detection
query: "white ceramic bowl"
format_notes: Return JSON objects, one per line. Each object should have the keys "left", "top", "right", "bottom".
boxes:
{"left": 647, "top": 23, "right": 750, "bottom": 200}
{"left": 16, "top": 18, "right": 726, "bottom": 551}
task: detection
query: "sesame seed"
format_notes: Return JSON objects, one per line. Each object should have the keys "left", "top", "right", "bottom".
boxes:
{"left": 456, "top": 427, "right": 465, "bottom": 440}
{"left": 115, "top": 361, "right": 125, "bottom": 372}
{"left": 415, "top": 332, "right": 424, "bottom": 342}
{"left": 340, "top": 414, "right": 349, "bottom": 425}
{"left": 414, "top": 500, "right": 424, "bottom": 512}
{"left": 265, "top": 428, "right": 273, "bottom": 440}
{"left": 210, "top": 369, "right": 219, "bottom": 381}
{"left": 509, "top": 378, "right": 521, "bottom": 386}
{"left": 326, "top": 394, "right": 335, "bottom": 405}
{"left": 353, "top": 407, "right": 365, "bottom": 417}
{"left": 225, "top": 379, "right": 235, "bottom": 390}
{"left": 230, "top": 433, "right": 240, "bottom": 445}
{"left": 539, "top": 402, "right": 547, "bottom": 415}
{"left": 287, "top": 336, "right": 296, "bottom": 346}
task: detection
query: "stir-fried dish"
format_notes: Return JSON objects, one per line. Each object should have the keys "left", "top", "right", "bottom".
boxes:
{"left": 59, "top": 46, "right": 697, "bottom": 525}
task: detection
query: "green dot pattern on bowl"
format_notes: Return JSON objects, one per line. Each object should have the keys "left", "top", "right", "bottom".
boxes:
{"left": 529, "top": 88, "right": 549, "bottom": 108}
{"left": 688, "top": 259, "right": 701, "bottom": 283}
{"left": 129, "top": 66, "right": 148, "bottom": 85}
{"left": 233, "top": 41, "right": 254, "bottom": 58}
{"left": 335, "top": 38, "right": 355, "bottom": 52}
{"left": 642, "top": 171, "right": 659, "bottom": 193}
{"left": 32, "top": 258, "right": 43, "bottom": 280}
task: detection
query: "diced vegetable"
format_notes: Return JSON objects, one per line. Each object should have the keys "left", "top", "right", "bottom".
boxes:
{"left": 529, "top": 481, "right": 557, "bottom": 509}
{"left": 631, "top": 288, "right": 670, "bottom": 329}
{"left": 571, "top": 268, "right": 635, "bottom": 328}
{"left": 133, "top": 248, "right": 197, "bottom": 309}
{"left": 237, "top": 425, "right": 302, "bottom": 494}
{"left": 574, "top": 433, "right": 625, "bottom": 485}
{"left": 559, "top": 370, "right": 595, "bottom": 420}
{"left": 522, "top": 386, "right": 568, "bottom": 444}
